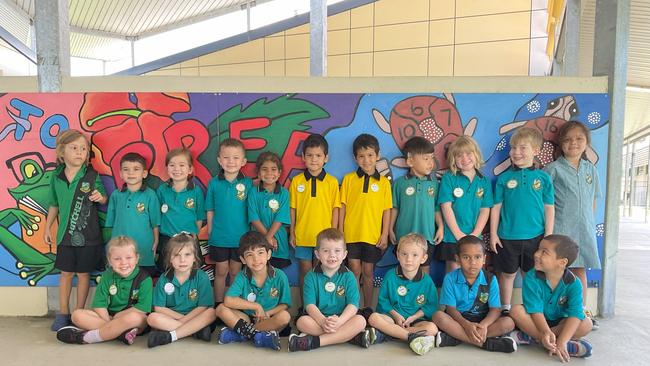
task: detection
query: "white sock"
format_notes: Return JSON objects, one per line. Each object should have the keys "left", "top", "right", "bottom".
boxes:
{"left": 82, "top": 329, "right": 103, "bottom": 344}
{"left": 170, "top": 330, "right": 178, "bottom": 342}
{"left": 502, "top": 304, "right": 511, "bottom": 311}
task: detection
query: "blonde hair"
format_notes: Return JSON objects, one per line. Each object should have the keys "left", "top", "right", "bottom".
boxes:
{"left": 315, "top": 228, "right": 345, "bottom": 250}
{"left": 446, "top": 136, "right": 484, "bottom": 174}
{"left": 163, "top": 233, "right": 201, "bottom": 272}
{"left": 55, "top": 129, "right": 90, "bottom": 164}
{"left": 510, "top": 127, "right": 543, "bottom": 150}
{"left": 106, "top": 236, "right": 138, "bottom": 261}
{"left": 397, "top": 233, "right": 428, "bottom": 255}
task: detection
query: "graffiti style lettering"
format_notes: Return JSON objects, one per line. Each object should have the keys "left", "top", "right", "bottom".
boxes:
{"left": 230, "top": 117, "right": 271, "bottom": 150}
{"left": 0, "top": 99, "right": 42, "bottom": 142}
{"left": 40, "top": 114, "right": 69, "bottom": 148}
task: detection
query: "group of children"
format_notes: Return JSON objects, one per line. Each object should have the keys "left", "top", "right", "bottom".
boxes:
{"left": 47, "top": 121, "right": 599, "bottom": 361}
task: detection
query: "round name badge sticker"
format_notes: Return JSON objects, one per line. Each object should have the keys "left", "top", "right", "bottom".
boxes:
{"left": 397, "top": 285, "right": 407, "bottom": 296}
{"left": 453, "top": 188, "right": 464, "bottom": 198}
{"left": 247, "top": 292, "right": 257, "bottom": 302}
{"left": 324, "top": 281, "right": 336, "bottom": 293}
{"left": 164, "top": 282, "right": 175, "bottom": 295}
{"left": 405, "top": 186, "right": 415, "bottom": 196}
{"left": 297, "top": 184, "right": 305, "bottom": 193}
{"left": 268, "top": 199, "right": 280, "bottom": 211}
{"left": 507, "top": 180, "right": 518, "bottom": 189}
{"left": 161, "top": 204, "right": 169, "bottom": 213}
{"left": 371, "top": 183, "right": 379, "bottom": 192}
{"left": 109, "top": 284, "right": 118, "bottom": 296}
{"left": 236, "top": 183, "right": 245, "bottom": 192}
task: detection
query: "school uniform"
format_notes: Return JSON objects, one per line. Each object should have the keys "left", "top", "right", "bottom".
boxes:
{"left": 248, "top": 183, "right": 291, "bottom": 267}
{"left": 303, "top": 264, "right": 359, "bottom": 317}
{"left": 157, "top": 180, "right": 205, "bottom": 236}
{"left": 92, "top": 267, "right": 153, "bottom": 315}
{"left": 226, "top": 266, "right": 291, "bottom": 316}
{"left": 377, "top": 266, "right": 438, "bottom": 320}
{"left": 439, "top": 268, "right": 500, "bottom": 322}
{"left": 522, "top": 268, "right": 585, "bottom": 327}
{"left": 152, "top": 269, "right": 214, "bottom": 314}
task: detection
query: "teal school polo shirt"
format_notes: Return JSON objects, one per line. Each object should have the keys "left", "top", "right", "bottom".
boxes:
{"left": 377, "top": 266, "right": 438, "bottom": 319}
{"left": 152, "top": 269, "right": 214, "bottom": 315}
{"left": 439, "top": 268, "right": 500, "bottom": 315}
{"left": 438, "top": 170, "right": 493, "bottom": 243}
{"left": 205, "top": 171, "right": 253, "bottom": 248}
{"left": 522, "top": 269, "right": 585, "bottom": 321}
{"left": 157, "top": 180, "right": 205, "bottom": 236}
{"left": 106, "top": 186, "right": 161, "bottom": 266}
{"left": 92, "top": 267, "right": 152, "bottom": 314}
{"left": 303, "top": 264, "right": 359, "bottom": 317}
{"left": 247, "top": 184, "right": 291, "bottom": 259}
{"left": 226, "top": 266, "right": 291, "bottom": 316}
{"left": 392, "top": 172, "right": 440, "bottom": 245}
{"left": 494, "top": 166, "right": 554, "bottom": 240}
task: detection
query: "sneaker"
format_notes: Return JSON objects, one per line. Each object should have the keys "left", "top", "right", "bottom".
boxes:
{"left": 288, "top": 333, "right": 315, "bottom": 352}
{"left": 278, "top": 324, "right": 292, "bottom": 337}
{"left": 368, "top": 327, "right": 387, "bottom": 345}
{"left": 117, "top": 328, "right": 138, "bottom": 345}
{"left": 483, "top": 336, "right": 517, "bottom": 353}
{"left": 500, "top": 308, "right": 511, "bottom": 316}
{"left": 435, "top": 331, "right": 461, "bottom": 347}
{"left": 585, "top": 310, "right": 599, "bottom": 331}
{"left": 508, "top": 330, "right": 533, "bottom": 345}
{"left": 56, "top": 326, "right": 86, "bottom": 344}
{"left": 349, "top": 329, "right": 370, "bottom": 348}
{"left": 192, "top": 326, "right": 212, "bottom": 342}
{"left": 567, "top": 339, "right": 592, "bottom": 358}
{"left": 409, "top": 335, "right": 436, "bottom": 355}
{"left": 218, "top": 327, "right": 245, "bottom": 344}
{"left": 253, "top": 331, "right": 281, "bottom": 351}
{"left": 147, "top": 330, "right": 172, "bottom": 348}
{"left": 51, "top": 314, "right": 72, "bottom": 331}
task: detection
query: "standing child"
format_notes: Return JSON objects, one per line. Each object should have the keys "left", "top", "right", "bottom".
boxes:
{"left": 156, "top": 148, "right": 205, "bottom": 270}
{"left": 147, "top": 233, "right": 216, "bottom": 347}
{"left": 289, "top": 228, "right": 369, "bottom": 352}
{"left": 544, "top": 121, "right": 601, "bottom": 324}
{"left": 56, "top": 236, "right": 152, "bottom": 345}
{"left": 339, "top": 134, "right": 392, "bottom": 310}
{"left": 390, "top": 136, "right": 444, "bottom": 275}
{"left": 433, "top": 235, "right": 516, "bottom": 353}
{"left": 368, "top": 233, "right": 439, "bottom": 356}
{"left": 510, "top": 235, "right": 593, "bottom": 362}
{"left": 106, "top": 153, "right": 161, "bottom": 276}
{"left": 46, "top": 129, "right": 107, "bottom": 331}
{"left": 289, "top": 134, "right": 340, "bottom": 302}
{"left": 248, "top": 152, "right": 291, "bottom": 269}
{"left": 438, "top": 136, "right": 493, "bottom": 272}
{"left": 206, "top": 138, "right": 253, "bottom": 304}
{"left": 215, "top": 231, "right": 291, "bottom": 351}
{"left": 490, "top": 127, "right": 554, "bottom": 314}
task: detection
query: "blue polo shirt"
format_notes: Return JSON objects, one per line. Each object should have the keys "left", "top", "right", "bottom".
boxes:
{"left": 226, "top": 266, "right": 291, "bottom": 316}
{"left": 494, "top": 166, "right": 554, "bottom": 240}
{"left": 439, "top": 268, "right": 500, "bottom": 315}
{"left": 377, "top": 266, "right": 438, "bottom": 319}
{"left": 205, "top": 171, "right": 253, "bottom": 248}
{"left": 303, "top": 264, "right": 359, "bottom": 317}
{"left": 157, "top": 180, "right": 205, "bottom": 236}
{"left": 247, "top": 184, "right": 291, "bottom": 260}
{"left": 152, "top": 269, "right": 214, "bottom": 315}
{"left": 392, "top": 172, "right": 440, "bottom": 245}
{"left": 522, "top": 269, "right": 585, "bottom": 321}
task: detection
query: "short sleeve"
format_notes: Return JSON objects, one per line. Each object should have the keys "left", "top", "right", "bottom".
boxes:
{"left": 152, "top": 277, "right": 168, "bottom": 308}
{"left": 438, "top": 173, "right": 454, "bottom": 205}
{"left": 522, "top": 271, "right": 544, "bottom": 314}
{"left": 438, "top": 272, "right": 457, "bottom": 308}
{"left": 339, "top": 174, "right": 350, "bottom": 206}
{"left": 542, "top": 173, "right": 555, "bottom": 205}
{"left": 344, "top": 271, "right": 360, "bottom": 308}
{"left": 277, "top": 271, "right": 292, "bottom": 308}
{"left": 225, "top": 271, "right": 246, "bottom": 298}
{"left": 566, "top": 281, "right": 586, "bottom": 320}
{"left": 133, "top": 277, "right": 153, "bottom": 313}
{"left": 105, "top": 193, "right": 116, "bottom": 227}
{"left": 331, "top": 177, "right": 341, "bottom": 209}
{"left": 494, "top": 175, "right": 505, "bottom": 204}
{"left": 247, "top": 189, "right": 261, "bottom": 223}
{"left": 593, "top": 167, "right": 602, "bottom": 199}
{"left": 197, "top": 270, "right": 215, "bottom": 307}
{"left": 382, "top": 177, "right": 393, "bottom": 210}
{"left": 205, "top": 179, "right": 216, "bottom": 211}
{"left": 487, "top": 275, "right": 501, "bottom": 309}
{"left": 148, "top": 191, "right": 161, "bottom": 227}
{"left": 376, "top": 271, "right": 393, "bottom": 314}
{"left": 392, "top": 179, "right": 401, "bottom": 209}
{"left": 275, "top": 189, "right": 291, "bottom": 225}
{"left": 93, "top": 172, "right": 107, "bottom": 196}
{"left": 91, "top": 271, "right": 110, "bottom": 309}
{"left": 289, "top": 178, "right": 298, "bottom": 209}
{"left": 194, "top": 188, "right": 206, "bottom": 221}
{"left": 481, "top": 178, "right": 494, "bottom": 208}
{"left": 303, "top": 272, "right": 317, "bottom": 307}
{"left": 421, "top": 277, "right": 439, "bottom": 318}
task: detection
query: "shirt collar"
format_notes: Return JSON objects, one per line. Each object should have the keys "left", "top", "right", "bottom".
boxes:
{"left": 120, "top": 183, "right": 147, "bottom": 192}
{"left": 217, "top": 170, "right": 245, "bottom": 181}
{"left": 534, "top": 269, "right": 576, "bottom": 285}
{"left": 454, "top": 169, "right": 485, "bottom": 179}
{"left": 396, "top": 266, "right": 424, "bottom": 282}
{"left": 304, "top": 169, "right": 327, "bottom": 181}
{"left": 56, "top": 163, "right": 86, "bottom": 182}
{"left": 257, "top": 182, "right": 281, "bottom": 194}
{"left": 313, "top": 263, "right": 348, "bottom": 275}
{"left": 356, "top": 167, "right": 381, "bottom": 181}
{"left": 511, "top": 164, "right": 537, "bottom": 171}
{"left": 454, "top": 268, "right": 487, "bottom": 286}
{"left": 166, "top": 178, "right": 196, "bottom": 190}
{"left": 406, "top": 170, "right": 432, "bottom": 181}
{"left": 244, "top": 264, "right": 276, "bottom": 280}
{"left": 164, "top": 268, "right": 198, "bottom": 282}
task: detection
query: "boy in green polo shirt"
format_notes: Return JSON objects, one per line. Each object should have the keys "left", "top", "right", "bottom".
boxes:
{"left": 106, "top": 153, "right": 161, "bottom": 276}
{"left": 56, "top": 236, "right": 152, "bottom": 345}
{"left": 368, "top": 233, "right": 440, "bottom": 355}
{"left": 215, "top": 231, "right": 291, "bottom": 351}
{"left": 289, "top": 228, "right": 369, "bottom": 352}
{"left": 390, "top": 136, "right": 444, "bottom": 275}
{"left": 490, "top": 127, "right": 554, "bottom": 314}
{"left": 510, "top": 235, "right": 593, "bottom": 361}
{"left": 206, "top": 138, "right": 253, "bottom": 304}
{"left": 340, "top": 134, "right": 392, "bottom": 310}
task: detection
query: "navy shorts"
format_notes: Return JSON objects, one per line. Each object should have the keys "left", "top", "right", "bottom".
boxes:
{"left": 493, "top": 234, "right": 543, "bottom": 274}
{"left": 347, "top": 242, "right": 383, "bottom": 264}
{"left": 209, "top": 246, "right": 241, "bottom": 263}
{"left": 54, "top": 245, "right": 104, "bottom": 273}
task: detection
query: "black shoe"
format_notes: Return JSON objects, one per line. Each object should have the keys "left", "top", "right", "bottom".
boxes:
{"left": 148, "top": 330, "right": 172, "bottom": 348}
{"left": 501, "top": 308, "right": 511, "bottom": 316}
{"left": 483, "top": 336, "right": 517, "bottom": 353}
{"left": 192, "top": 326, "right": 212, "bottom": 342}
{"left": 434, "top": 331, "right": 461, "bottom": 347}
{"left": 293, "top": 307, "right": 304, "bottom": 325}
{"left": 288, "top": 333, "right": 315, "bottom": 352}
{"left": 349, "top": 329, "right": 370, "bottom": 348}
{"left": 279, "top": 324, "right": 292, "bottom": 337}
{"left": 56, "top": 326, "right": 86, "bottom": 344}
{"left": 358, "top": 307, "right": 374, "bottom": 322}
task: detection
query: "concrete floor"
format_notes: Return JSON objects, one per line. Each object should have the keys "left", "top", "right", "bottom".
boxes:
{"left": 2, "top": 216, "right": 649, "bottom": 366}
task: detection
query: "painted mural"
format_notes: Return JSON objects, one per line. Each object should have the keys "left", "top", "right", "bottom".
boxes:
{"left": 0, "top": 92, "right": 609, "bottom": 287}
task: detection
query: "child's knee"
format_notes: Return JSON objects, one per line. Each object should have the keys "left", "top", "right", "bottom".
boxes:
{"left": 122, "top": 311, "right": 147, "bottom": 326}
{"left": 215, "top": 303, "right": 229, "bottom": 317}
{"left": 214, "top": 264, "right": 229, "bottom": 277}
{"left": 275, "top": 310, "right": 291, "bottom": 325}
{"left": 60, "top": 271, "right": 75, "bottom": 280}
{"left": 350, "top": 314, "right": 367, "bottom": 330}
{"left": 431, "top": 310, "right": 447, "bottom": 323}
{"left": 497, "top": 316, "right": 515, "bottom": 332}
{"left": 422, "top": 321, "right": 438, "bottom": 335}
{"left": 146, "top": 313, "right": 162, "bottom": 327}
{"left": 367, "top": 312, "right": 382, "bottom": 327}
{"left": 509, "top": 304, "right": 526, "bottom": 318}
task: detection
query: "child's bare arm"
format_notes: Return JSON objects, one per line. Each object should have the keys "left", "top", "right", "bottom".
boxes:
{"left": 153, "top": 306, "right": 184, "bottom": 320}
{"left": 250, "top": 220, "right": 268, "bottom": 235}
{"left": 305, "top": 304, "right": 327, "bottom": 326}
{"left": 265, "top": 303, "right": 289, "bottom": 317}
{"left": 338, "top": 204, "right": 346, "bottom": 232}
{"left": 471, "top": 207, "right": 490, "bottom": 237}
{"left": 44, "top": 206, "right": 59, "bottom": 245}
{"left": 479, "top": 307, "right": 501, "bottom": 328}
{"left": 389, "top": 208, "right": 399, "bottom": 244}
{"left": 489, "top": 204, "right": 502, "bottom": 252}
{"left": 543, "top": 204, "right": 555, "bottom": 236}
{"left": 377, "top": 208, "right": 391, "bottom": 250}
{"left": 152, "top": 227, "right": 159, "bottom": 254}
{"left": 441, "top": 202, "right": 464, "bottom": 240}
{"left": 434, "top": 211, "right": 444, "bottom": 243}
{"left": 531, "top": 312, "right": 556, "bottom": 352}
{"left": 206, "top": 210, "right": 214, "bottom": 235}
{"left": 93, "top": 308, "right": 111, "bottom": 322}
{"left": 289, "top": 208, "right": 296, "bottom": 247}
{"left": 223, "top": 296, "right": 262, "bottom": 313}
{"left": 178, "top": 306, "right": 211, "bottom": 323}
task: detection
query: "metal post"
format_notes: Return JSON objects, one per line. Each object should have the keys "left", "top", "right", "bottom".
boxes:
{"left": 34, "top": 0, "right": 70, "bottom": 92}
{"left": 552, "top": 0, "right": 580, "bottom": 76}
{"left": 646, "top": 137, "right": 650, "bottom": 222}
{"left": 310, "top": 0, "right": 327, "bottom": 76}
{"left": 131, "top": 39, "right": 135, "bottom": 67}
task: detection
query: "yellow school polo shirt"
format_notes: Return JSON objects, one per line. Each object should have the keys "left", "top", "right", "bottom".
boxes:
{"left": 340, "top": 168, "right": 392, "bottom": 244}
{"left": 289, "top": 170, "right": 340, "bottom": 247}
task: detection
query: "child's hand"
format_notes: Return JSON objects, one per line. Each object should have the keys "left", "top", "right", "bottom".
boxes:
{"left": 324, "top": 315, "right": 341, "bottom": 332}
{"left": 88, "top": 189, "right": 104, "bottom": 203}
{"left": 253, "top": 304, "right": 267, "bottom": 320}
{"left": 402, "top": 315, "right": 419, "bottom": 328}
{"left": 376, "top": 234, "right": 389, "bottom": 250}
{"left": 541, "top": 330, "right": 557, "bottom": 352}
{"left": 265, "top": 234, "right": 278, "bottom": 250}
{"left": 462, "top": 321, "right": 482, "bottom": 344}
{"left": 552, "top": 340, "right": 571, "bottom": 363}
{"left": 476, "top": 323, "right": 488, "bottom": 343}
{"left": 289, "top": 232, "right": 296, "bottom": 248}
{"left": 453, "top": 231, "right": 467, "bottom": 241}
{"left": 152, "top": 242, "right": 158, "bottom": 255}
{"left": 391, "top": 313, "right": 406, "bottom": 327}
{"left": 490, "top": 235, "right": 502, "bottom": 253}
{"left": 388, "top": 230, "right": 397, "bottom": 245}
{"left": 44, "top": 227, "right": 52, "bottom": 246}
{"left": 434, "top": 227, "right": 444, "bottom": 244}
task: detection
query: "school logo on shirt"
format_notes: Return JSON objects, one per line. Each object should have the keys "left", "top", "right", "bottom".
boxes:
{"left": 532, "top": 179, "right": 542, "bottom": 191}
{"left": 479, "top": 292, "right": 489, "bottom": 303}
{"left": 415, "top": 294, "right": 425, "bottom": 305}
{"left": 427, "top": 187, "right": 435, "bottom": 197}
{"left": 558, "top": 296, "right": 568, "bottom": 306}
{"left": 586, "top": 174, "right": 593, "bottom": 184}
{"left": 405, "top": 186, "right": 415, "bottom": 196}
{"left": 297, "top": 184, "right": 306, "bottom": 193}
{"left": 131, "top": 289, "right": 140, "bottom": 301}
{"left": 136, "top": 202, "right": 146, "bottom": 213}
{"left": 270, "top": 287, "right": 279, "bottom": 298}
{"left": 236, "top": 183, "right": 246, "bottom": 201}
{"left": 188, "top": 289, "right": 198, "bottom": 301}
{"left": 336, "top": 285, "right": 346, "bottom": 297}
{"left": 476, "top": 187, "right": 484, "bottom": 198}
{"left": 185, "top": 197, "right": 195, "bottom": 209}
{"left": 80, "top": 182, "right": 91, "bottom": 193}
{"left": 268, "top": 199, "right": 280, "bottom": 213}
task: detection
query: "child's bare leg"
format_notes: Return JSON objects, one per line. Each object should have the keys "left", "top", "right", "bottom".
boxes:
{"left": 361, "top": 262, "right": 375, "bottom": 309}
{"left": 432, "top": 311, "right": 482, "bottom": 346}
{"left": 446, "top": 260, "right": 459, "bottom": 272}
{"left": 407, "top": 321, "right": 438, "bottom": 336}
{"left": 297, "top": 314, "right": 366, "bottom": 346}
{"left": 215, "top": 305, "right": 250, "bottom": 328}
{"left": 569, "top": 268, "right": 588, "bottom": 305}
{"left": 486, "top": 316, "right": 515, "bottom": 337}
{"left": 550, "top": 317, "right": 593, "bottom": 339}
{"left": 72, "top": 309, "right": 108, "bottom": 330}
{"left": 174, "top": 309, "right": 216, "bottom": 338}
{"left": 59, "top": 271, "right": 74, "bottom": 314}
{"left": 498, "top": 272, "right": 517, "bottom": 308}
{"left": 348, "top": 258, "right": 362, "bottom": 296}
{"left": 368, "top": 313, "right": 408, "bottom": 340}
{"left": 254, "top": 311, "right": 291, "bottom": 332}
{"left": 147, "top": 312, "right": 183, "bottom": 331}
{"left": 75, "top": 273, "right": 90, "bottom": 310}
{"left": 298, "top": 260, "right": 312, "bottom": 303}
{"left": 214, "top": 261, "right": 229, "bottom": 302}
{"left": 509, "top": 304, "right": 543, "bottom": 340}
{"left": 99, "top": 309, "right": 147, "bottom": 340}
{"left": 228, "top": 260, "right": 242, "bottom": 280}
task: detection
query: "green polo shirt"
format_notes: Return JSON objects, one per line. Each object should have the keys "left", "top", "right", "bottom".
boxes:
{"left": 247, "top": 184, "right": 291, "bottom": 259}
{"left": 303, "top": 264, "right": 359, "bottom": 317}
{"left": 106, "top": 186, "right": 161, "bottom": 266}
{"left": 92, "top": 267, "right": 152, "bottom": 314}
{"left": 152, "top": 269, "right": 214, "bottom": 315}
{"left": 522, "top": 269, "right": 585, "bottom": 321}
{"left": 205, "top": 171, "right": 253, "bottom": 248}
{"left": 494, "top": 166, "right": 554, "bottom": 240}
{"left": 377, "top": 266, "right": 438, "bottom": 319}
{"left": 226, "top": 266, "right": 291, "bottom": 316}
{"left": 48, "top": 164, "right": 106, "bottom": 246}
{"left": 157, "top": 180, "right": 205, "bottom": 236}
{"left": 439, "top": 170, "right": 493, "bottom": 243}
{"left": 392, "top": 172, "right": 440, "bottom": 245}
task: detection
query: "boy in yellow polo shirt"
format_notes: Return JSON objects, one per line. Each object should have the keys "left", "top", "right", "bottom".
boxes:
{"left": 339, "top": 134, "right": 392, "bottom": 310}
{"left": 290, "top": 134, "right": 341, "bottom": 304}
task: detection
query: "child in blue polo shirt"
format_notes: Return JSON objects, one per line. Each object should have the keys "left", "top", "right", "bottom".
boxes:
{"left": 156, "top": 147, "right": 205, "bottom": 270}
{"left": 215, "top": 231, "right": 291, "bottom": 351}
{"left": 368, "top": 233, "right": 439, "bottom": 356}
{"left": 106, "top": 153, "right": 161, "bottom": 276}
{"left": 206, "top": 138, "right": 253, "bottom": 304}
{"left": 490, "top": 127, "right": 554, "bottom": 314}
{"left": 248, "top": 151, "right": 291, "bottom": 269}
{"left": 510, "top": 235, "right": 593, "bottom": 361}
{"left": 289, "top": 228, "right": 369, "bottom": 351}
{"left": 147, "top": 233, "right": 216, "bottom": 347}
{"left": 438, "top": 136, "right": 493, "bottom": 273}
{"left": 433, "top": 235, "right": 516, "bottom": 353}
{"left": 390, "top": 136, "right": 444, "bottom": 275}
